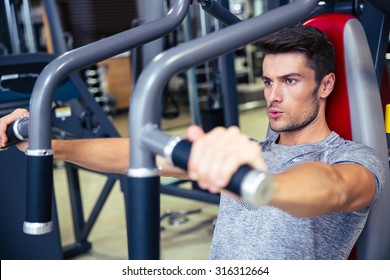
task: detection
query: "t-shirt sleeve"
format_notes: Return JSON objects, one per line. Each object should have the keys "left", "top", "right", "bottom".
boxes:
{"left": 325, "top": 142, "right": 387, "bottom": 206}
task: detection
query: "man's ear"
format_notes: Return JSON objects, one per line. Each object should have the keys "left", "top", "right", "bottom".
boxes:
{"left": 319, "top": 73, "right": 335, "bottom": 98}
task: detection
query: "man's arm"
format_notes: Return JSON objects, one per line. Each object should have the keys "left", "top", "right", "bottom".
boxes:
{"left": 186, "top": 125, "right": 378, "bottom": 217}
{"left": 0, "top": 109, "right": 187, "bottom": 177}
{"left": 52, "top": 137, "right": 129, "bottom": 174}
{"left": 53, "top": 137, "right": 188, "bottom": 177}
{"left": 270, "top": 161, "right": 376, "bottom": 217}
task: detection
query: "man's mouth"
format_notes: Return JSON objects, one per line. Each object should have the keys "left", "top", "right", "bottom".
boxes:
{"left": 268, "top": 109, "right": 283, "bottom": 119}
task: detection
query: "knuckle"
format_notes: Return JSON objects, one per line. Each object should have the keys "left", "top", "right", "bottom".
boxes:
{"left": 210, "top": 127, "right": 225, "bottom": 135}
{"left": 226, "top": 126, "right": 240, "bottom": 135}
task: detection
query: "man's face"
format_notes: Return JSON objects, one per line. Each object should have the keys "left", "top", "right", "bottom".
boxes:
{"left": 262, "top": 53, "right": 320, "bottom": 133}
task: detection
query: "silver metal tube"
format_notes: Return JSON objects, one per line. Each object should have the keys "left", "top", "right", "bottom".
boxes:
{"left": 21, "top": 0, "right": 37, "bottom": 53}
{"left": 182, "top": 11, "right": 201, "bottom": 125}
{"left": 42, "top": 0, "right": 68, "bottom": 54}
{"left": 4, "top": 0, "right": 21, "bottom": 54}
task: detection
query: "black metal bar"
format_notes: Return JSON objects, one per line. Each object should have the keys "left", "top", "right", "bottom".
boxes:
{"left": 160, "top": 183, "right": 220, "bottom": 204}
{"left": 220, "top": 52, "right": 239, "bottom": 127}
{"left": 199, "top": 0, "right": 241, "bottom": 26}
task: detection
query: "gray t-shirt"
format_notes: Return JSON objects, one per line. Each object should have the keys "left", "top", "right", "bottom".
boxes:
{"left": 209, "top": 132, "right": 386, "bottom": 260}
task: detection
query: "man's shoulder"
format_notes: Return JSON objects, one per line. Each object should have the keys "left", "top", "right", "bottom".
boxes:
{"left": 325, "top": 131, "right": 379, "bottom": 156}
{"left": 319, "top": 131, "right": 386, "bottom": 176}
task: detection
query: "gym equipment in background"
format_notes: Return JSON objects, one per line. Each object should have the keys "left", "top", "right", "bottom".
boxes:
{"left": 3, "top": 0, "right": 389, "bottom": 260}
{"left": 0, "top": 0, "right": 191, "bottom": 259}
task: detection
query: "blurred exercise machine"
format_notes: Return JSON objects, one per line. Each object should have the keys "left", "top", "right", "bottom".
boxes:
{"left": 0, "top": 0, "right": 191, "bottom": 259}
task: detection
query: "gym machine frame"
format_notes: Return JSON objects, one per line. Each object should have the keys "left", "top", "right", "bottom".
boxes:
{"left": 12, "top": 0, "right": 191, "bottom": 248}
{"left": 127, "top": 0, "right": 390, "bottom": 260}
{"left": 126, "top": 0, "right": 320, "bottom": 259}
{"left": 14, "top": 0, "right": 318, "bottom": 259}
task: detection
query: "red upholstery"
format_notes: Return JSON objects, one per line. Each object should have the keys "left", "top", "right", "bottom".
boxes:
{"left": 303, "top": 13, "right": 359, "bottom": 260}
{"left": 304, "top": 13, "right": 354, "bottom": 141}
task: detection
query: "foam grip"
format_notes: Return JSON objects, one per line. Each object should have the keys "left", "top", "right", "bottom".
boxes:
{"left": 4, "top": 118, "right": 29, "bottom": 148}
{"left": 171, "top": 139, "right": 253, "bottom": 196}
{"left": 25, "top": 155, "right": 53, "bottom": 223}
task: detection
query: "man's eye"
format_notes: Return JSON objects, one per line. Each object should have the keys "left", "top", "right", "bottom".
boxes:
{"left": 286, "top": 78, "right": 296, "bottom": 84}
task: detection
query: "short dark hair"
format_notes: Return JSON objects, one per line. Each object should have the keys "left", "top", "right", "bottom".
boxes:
{"left": 258, "top": 25, "right": 335, "bottom": 85}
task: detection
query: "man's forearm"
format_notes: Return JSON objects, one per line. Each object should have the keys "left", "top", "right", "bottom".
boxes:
{"left": 52, "top": 137, "right": 189, "bottom": 178}
{"left": 52, "top": 138, "right": 130, "bottom": 174}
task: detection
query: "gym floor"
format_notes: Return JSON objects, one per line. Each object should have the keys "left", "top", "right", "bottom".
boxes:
{"left": 53, "top": 106, "right": 269, "bottom": 260}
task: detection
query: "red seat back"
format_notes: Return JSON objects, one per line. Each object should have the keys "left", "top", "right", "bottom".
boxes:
{"left": 304, "top": 13, "right": 355, "bottom": 141}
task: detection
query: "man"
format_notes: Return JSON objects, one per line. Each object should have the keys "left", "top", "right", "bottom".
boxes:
{"left": 0, "top": 26, "right": 386, "bottom": 259}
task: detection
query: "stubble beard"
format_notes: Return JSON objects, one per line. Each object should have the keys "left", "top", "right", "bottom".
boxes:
{"left": 269, "top": 86, "right": 320, "bottom": 133}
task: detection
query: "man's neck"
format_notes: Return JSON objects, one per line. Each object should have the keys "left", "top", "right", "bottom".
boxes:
{"left": 277, "top": 124, "right": 331, "bottom": 146}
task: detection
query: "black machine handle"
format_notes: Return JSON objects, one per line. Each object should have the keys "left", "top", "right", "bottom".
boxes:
{"left": 171, "top": 139, "right": 275, "bottom": 207}
{"left": 171, "top": 139, "right": 250, "bottom": 196}
{"left": 1, "top": 117, "right": 29, "bottom": 149}
{"left": 149, "top": 130, "right": 276, "bottom": 207}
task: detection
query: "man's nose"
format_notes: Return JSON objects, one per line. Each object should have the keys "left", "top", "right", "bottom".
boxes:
{"left": 266, "top": 83, "right": 282, "bottom": 103}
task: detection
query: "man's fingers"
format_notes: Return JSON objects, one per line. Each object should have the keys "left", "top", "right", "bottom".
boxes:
{"left": 186, "top": 126, "right": 268, "bottom": 194}
{"left": 0, "top": 109, "right": 29, "bottom": 148}
{"left": 187, "top": 125, "right": 205, "bottom": 141}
